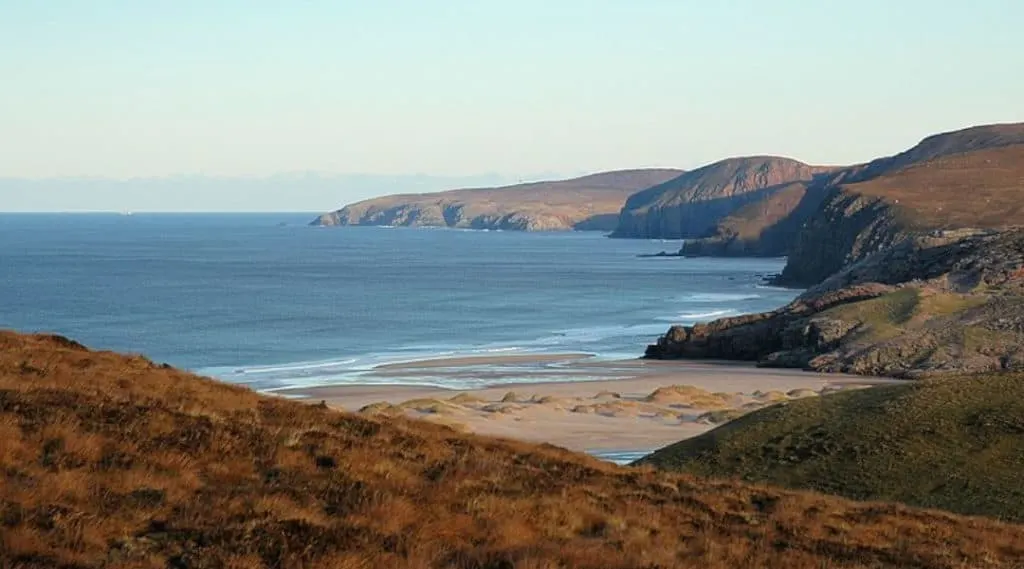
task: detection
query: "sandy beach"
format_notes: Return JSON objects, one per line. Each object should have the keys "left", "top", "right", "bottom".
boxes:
{"left": 286, "top": 354, "right": 896, "bottom": 460}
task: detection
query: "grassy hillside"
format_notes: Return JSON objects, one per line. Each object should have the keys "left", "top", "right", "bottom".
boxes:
{"left": 3, "top": 331, "right": 1024, "bottom": 568}
{"left": 843, "top": 122, "right": 1024, "bottom": 185}
{"left": 638, "top": 372, "right": 1024, "bottom": 522}
{"left": 847, "top": 145, "right": 1024, "bottom": 230}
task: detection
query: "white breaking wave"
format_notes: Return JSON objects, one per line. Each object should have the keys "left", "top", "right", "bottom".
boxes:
{"left": 677, "top": 292, "right": 762, "bottom": 303}
{"left": 473, "top": 346, "right": 524, "bottom": 354}
{"left": 675, "top": 309, "right": 737, "bottom": 320}
{"left": 588, "top": 450, "right": 654, "bottom": 465}
{"left": 225, "top": 358, "right": 359, "bottom": 375}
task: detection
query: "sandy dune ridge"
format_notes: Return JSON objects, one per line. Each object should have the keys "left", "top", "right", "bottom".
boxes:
{"left": 289, "top": 354, "right": 891, "bottom": 456}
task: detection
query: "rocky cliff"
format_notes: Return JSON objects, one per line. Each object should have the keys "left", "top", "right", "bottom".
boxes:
{"left": 610, "top": 157, "right": 831, "bottom": 239}
{"left": 677, "top": 181, "right": 829, "bottom": 257}
{"left": 775, "top": 123, "right": 1024, "bottom": 286}
{"left": 311, "top": 169, "right": 682, "bottom": 231}
{"left": 647, "top": 228, "right": 1024, "bottom": 377}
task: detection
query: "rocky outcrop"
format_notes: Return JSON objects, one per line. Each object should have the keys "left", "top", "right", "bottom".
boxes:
{"left": 646, "top": 228, "right": 1024, "bottom": 378}
{"left": 311, "top": 169, "right": 683, "bottom": 231}
{"left": 610, "top": 157, "right": 831, "bottom": 239}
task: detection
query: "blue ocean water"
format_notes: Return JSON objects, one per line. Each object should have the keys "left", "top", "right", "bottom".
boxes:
{"left": 0, "top": 214, "right": 798, "bottom": 391}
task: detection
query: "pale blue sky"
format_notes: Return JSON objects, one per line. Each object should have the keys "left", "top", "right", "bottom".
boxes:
{"left": 1, "top": 0, "right": 1022, "bottom": 210}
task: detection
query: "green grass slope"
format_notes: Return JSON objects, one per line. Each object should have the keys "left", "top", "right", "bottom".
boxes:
{"left": 637, "top": 372, "right": 1024, "bottom": 522}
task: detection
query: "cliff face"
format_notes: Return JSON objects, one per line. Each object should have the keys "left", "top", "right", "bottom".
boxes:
{"left": 610, "top": 157, "right": 829, "bottom": 239}
{"left": 647, "top": 228, "right": 1024, "bottom": 378}
{"left": 677, "top": 182, "right": 826, "bottom": 257}
{"left": 773, "top": 187, "right": 903, "bottom": 285}
{"left": 311, "top": 169, "right": 683, "bottom": 231}
{"left": 776, "top": 123, "right": 1024, "bottom": 286}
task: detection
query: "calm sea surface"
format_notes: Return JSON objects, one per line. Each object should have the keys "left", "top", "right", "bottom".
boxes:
{"left": 0, "top": 214, "right": 798, "bottom": 391}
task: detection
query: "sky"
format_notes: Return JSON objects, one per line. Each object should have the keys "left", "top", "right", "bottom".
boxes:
{"left": 2, "top": 0, "right": 1022, "bottom": 211}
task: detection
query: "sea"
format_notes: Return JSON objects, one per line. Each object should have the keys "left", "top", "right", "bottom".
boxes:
{"left": 0, "top": 213, "right": 799, "bottom": 394}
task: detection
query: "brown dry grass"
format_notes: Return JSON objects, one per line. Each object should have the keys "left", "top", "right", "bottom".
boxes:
{"left": 847, "top": 145, "right": 1024, "bottom": 229}
{"left": 2, "top": 331, "right": 1024, "bottom": 568}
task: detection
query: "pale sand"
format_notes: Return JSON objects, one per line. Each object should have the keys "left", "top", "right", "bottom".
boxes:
{"left": 286, "top": 355, "right": 898, "bottom": 457}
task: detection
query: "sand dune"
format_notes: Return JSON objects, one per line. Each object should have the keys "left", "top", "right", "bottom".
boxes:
{"left": 289, "top": 356, "right": 892, "bottom": 455}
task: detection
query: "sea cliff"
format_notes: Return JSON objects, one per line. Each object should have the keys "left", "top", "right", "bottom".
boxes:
{"left": 610, "top": 157, "right": 831, "bottom": 240}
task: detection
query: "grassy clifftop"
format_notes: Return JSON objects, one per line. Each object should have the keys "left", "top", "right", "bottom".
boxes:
{"left": 846, "top": 144, "right": 1024, "bottom": 230}
{"left": 638, "top": 372, "right": 1024, "bottom": 522}
{"left": 3, "top": 331, "right": 1024, "bottom": 568}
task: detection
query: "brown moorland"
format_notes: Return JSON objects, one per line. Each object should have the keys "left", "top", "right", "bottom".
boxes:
{"left": 845, "top": 144, "right": 1024, "bottom": 229}
{"left": 3, "top": 331, "right": 1024, "bottom": 568}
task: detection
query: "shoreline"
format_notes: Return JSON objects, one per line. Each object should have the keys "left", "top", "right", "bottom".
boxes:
{"left": 287, "top": 354, "right": 896, "bottom": 457}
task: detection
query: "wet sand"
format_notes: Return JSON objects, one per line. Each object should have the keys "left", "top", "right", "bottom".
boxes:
{"left": 374, "top": 353, "right": 594, "bottom": 370}
{"left": 286, "top": 354, "right": 897, "bottom": 458}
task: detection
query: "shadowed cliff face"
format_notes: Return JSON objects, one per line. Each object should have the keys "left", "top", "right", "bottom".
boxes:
{"left": 610, "top": 157, "right": 831, "bottom": 239}
{"left": 647, "top": 228, "right": 1024, "bottom": 378}
{"left": 677, "top": 182, "right": 830, "bottom": 257}
{"left": 311, "top": 169, "right": 683, "bottom": 232}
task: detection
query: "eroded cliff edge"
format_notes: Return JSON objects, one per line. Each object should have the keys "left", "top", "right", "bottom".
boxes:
{"left": 311, "top": 169, "right": 682, "bottom": 231}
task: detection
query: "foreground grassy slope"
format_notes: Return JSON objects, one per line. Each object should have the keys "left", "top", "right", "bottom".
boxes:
{"left": 638, "top": 373, "right": 1024, "bottom": 522}
{"left": 3, "top": 332, "right": 1024, "bottom": 568}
